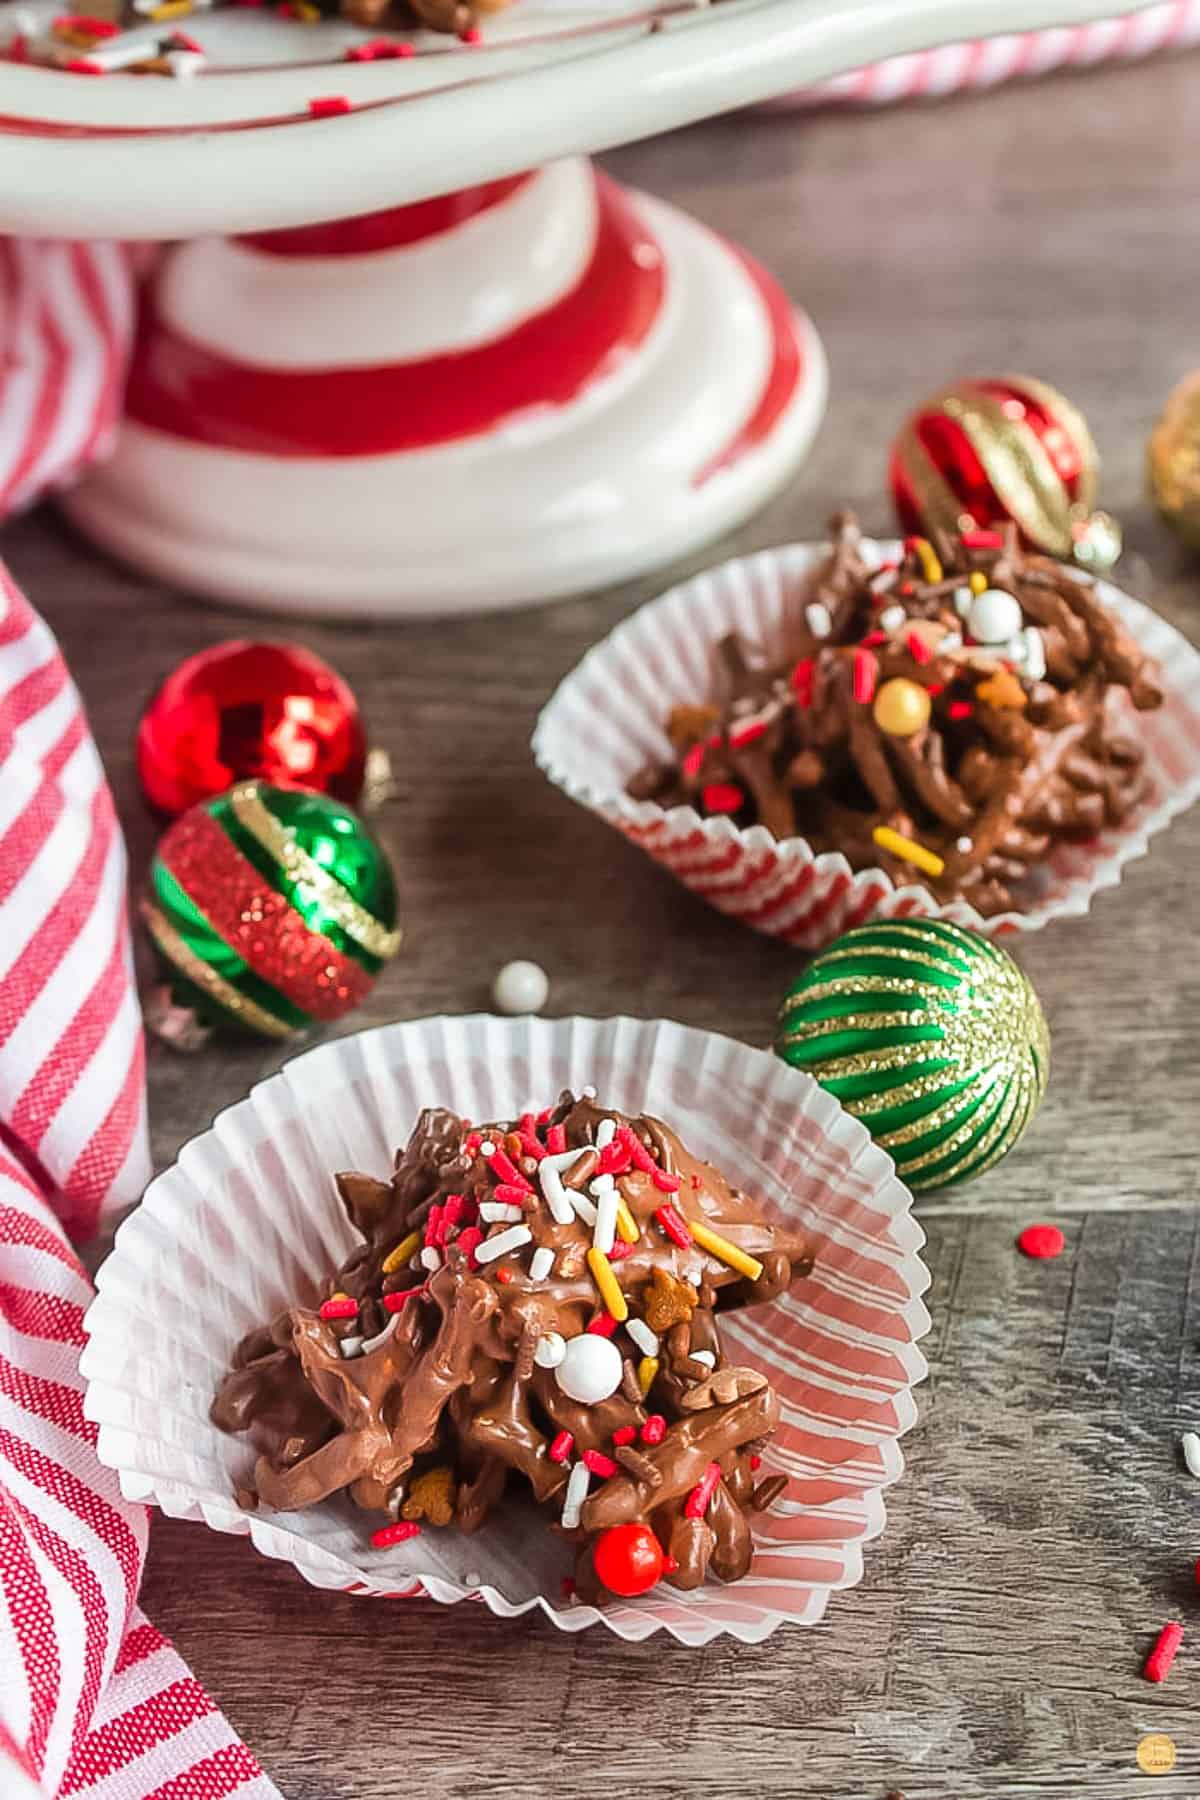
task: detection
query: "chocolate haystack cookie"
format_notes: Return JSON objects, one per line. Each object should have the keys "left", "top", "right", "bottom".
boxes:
{"left": 629, "top": 514, "right": 1163, "bottom": 915}
{"left": 213, "top": 1092, "right": 808, "bottom": 1601}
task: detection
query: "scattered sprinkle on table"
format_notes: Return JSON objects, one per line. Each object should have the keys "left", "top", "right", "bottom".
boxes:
{"left": 1017, "top": 1223, "right": 1065, "bottom": 1260}
{"left": 1144, "top": 1621, "right": 1183, "bottom": 1684}
{"left": 1181, "top": 1431, "right": 1200, "bottom": 1478}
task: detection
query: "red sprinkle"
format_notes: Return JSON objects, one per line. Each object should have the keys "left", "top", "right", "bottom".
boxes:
{"left": 852, "top": 648, "right": 878, "bottom": 704}
{"left": 459, "top": 22, "right": 481, "bottom": 39}
{"left": 57, "top": 13, "right": 120, "bottom": 34}
{"left": 65, "top": 57, "right": 103, "bottom": 71}
{"left": 702, "top": 782, "right": 744, "bottom": 816}
{"left": 537, "top": 1107, "right": 553, "bottom": 1126}
{"left": 371, "top": 1520, "right": 420, "bottom": 1549}
{"left": 492, "top": 1183, "right": 532, "bottom": 1207}
{"left": 440, "top": 1194, "right": 468, "bottom": 1241}
{"left": 906, "top": 631, "right": 933, "bottom": 665}
{"left": 961, "top": 527, "right": 1004, "bottom": 549}
{"left": 729, "top": 717, "right": 768, "bottom": 750}
{"left": 651, "top": 1168, "right": 681, "bottom": 1193}
{"left": 463, "top": 1130, "right": 482, "bottom": 1157}
{"left": 859, "top": 630, "right": 887, "bottom": 649}
{"left": 455, "top": 1226, "right": 484, "bottom": 1267}
{"left": 681, "top": 742, "right": 706, "bottom": 778}
{"left": 586, "top": 1312, "right": 618, "bottom": 1337}
{"left": 309, "top": 95, "right": 352, "bottom": 117}
{"left": 684, "top": 1461, "right": 722, "bottom": 1519}
{"left": 597, "top": 1140, "right": 632, "bottom": 1177}
{"left": 583, "top": 1449, "right": 618, "bottom": 1478}
{"left": 654, "top": 1203, "right": 692, "bottom": 1248}
{"left": 641, "top": 1415, "right": 666, "bottom": 1445}
{"left": 318, "top": 1296, "right": 358, "bottom": 1321}
{"left": 423, "top": 1204, "right": 443, "bottom": 1249}
{"left": 617, "top": 1125, "right": 657, "bottom": 1174}
{"left": 485, "top": 1147, "right": 531, "bottom": 1190}
{"left": 791, "top": 658, "right": 815, "bottom": 707}
{"left": 545, "top": 1123, "right": 567, "bottom": 1154}
{"left": 948, "top": 700, "right": 974, "bottom": 721}
{"left": 548, "top": 1431, "right": 574, "bottom": 1464}
{"left": 1017, "top": 1223, "right": 1065, "bottom": 1260}
{"left": 1145, "top": 1622, "right": 1183, "bottom": 1683}
{"left": 899, "top": 581, "right": 915, "bottom": 596}
{"left": 750, "top": 1453, "right": 762, "bottom": 1471}
{"left": 494, "top": 1266, "right": 513, "bottom": 1284}
{"left": 517, "top": 1129, "right": 545, "bottom": 1162}
{"left": 170, "top": 29, "right": 203, "bottom": 49}
{"left": 612, "top": 1426, "right": 637, "bottom": 1446}
{"left": 382, "top": 1288, "right": 416, "bottom": 1313}
{"left": 608, "top": 1239, "right": 634, "bottom": 1262}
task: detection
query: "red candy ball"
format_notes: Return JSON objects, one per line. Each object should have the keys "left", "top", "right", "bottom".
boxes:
{"left": 591, "top": 1522, "right": 666, "bottom": 1597}
{"left": 1017, "top": 1223, "right": 1065, "bottom": 1261}
{"left": 137, "top": 640, "right": 368, "bottom": 816}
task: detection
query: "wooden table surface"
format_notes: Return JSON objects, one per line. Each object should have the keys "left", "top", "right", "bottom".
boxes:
{"left": 9, "top": 47, "right": 1200, "bottom": 1800}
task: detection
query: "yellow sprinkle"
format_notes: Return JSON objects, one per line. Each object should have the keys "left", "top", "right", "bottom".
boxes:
{"left": 913, "top": 538, "right": 943, "bottom": 584}
{"left": 328, "top": 1290, "right": 350, "bottom": 1304}
{"left": 382, "top": 1230, "right": 421, "bottom": 1275}
{"left": 637, "top": 1356, "right": 659, "bottom": 1395}
{"left": 614, "top": 1197, "right": 640, "bottom": 1244}
{"left": 686, "top": 1219, "right": 764, "bottom": 1283}
{"left": 148, "top": 1, "right": 194, "bottom": 17}
{"left": 294, "top": 0, "right": 321, "bottom": 15}
{"left": 872, "top": 825, "right": 946, "bottom": 880}
{"left": 586, "top": 1247, "right": 628, "bottom": 1322}
{"left": 968, "top": 570, "right": 989, "bottom": 596}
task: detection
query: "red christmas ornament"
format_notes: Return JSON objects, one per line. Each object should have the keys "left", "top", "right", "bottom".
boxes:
{"left": 889, "top": 374, "right": 1122, "bottom": 570}
{"left": 591, "top": 1521, "right": 667, "bottom": 1597}
{"left": 137, "top": 640, "right": 368, "bottom": 816}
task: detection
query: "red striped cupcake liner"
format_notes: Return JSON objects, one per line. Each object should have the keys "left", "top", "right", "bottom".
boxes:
{"left": 533, "top": 540, "right": 1200, "bottom": 947}
{"left": 81, "top": 1013, "right": 929, "bottom": 1644}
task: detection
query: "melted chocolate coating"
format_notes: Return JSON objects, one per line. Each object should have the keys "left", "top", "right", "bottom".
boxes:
{"left": 630, "top": 514, "right": 1163, "bottom": 915}
{"left": 213, "top": 1094, "right": 808, "bottom": 1599}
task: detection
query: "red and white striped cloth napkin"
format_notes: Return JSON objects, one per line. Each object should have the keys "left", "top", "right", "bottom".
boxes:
{"left": 0, "top": 244, "right": 279, "bottom": 1800}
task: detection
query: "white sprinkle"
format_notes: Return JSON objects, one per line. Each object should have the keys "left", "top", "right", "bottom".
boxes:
{"left": 561, "top": 1460, "right": 591, "bottom": 1530}
{"left": 529, "top": 1246, "right": 555, "bottom": 1282}
{"left": 878, "top": 604, "right": 906, "bottom": 634}
{"left": 685, "top": 1264, "right": 704, "bottom": 1287}
{"left": 939, "top": 630, "right": 963, "bottom": 653}
{"left": 955, "top": 835, "right": 974, "bottom": 854}
{"left": 475, "top": 1224, "right": 533, "bottom": 1264}
{"left": 464, "top": 1570, "right": 482, "bottom": 1587}
{"left": 1182, "top": 1432, "right": 1200, "bottom": 1478}
{"left": 954, "top": 586, "right": 973, "bottom": 618}
{"left": 589, "top": 1173, "right": 615, "bottom": 1197}
{"left": 167, "top": 48, "right": 205, "bottom": 78}
{"left": 625, "top": 1318, "right": 659, "bottom": 1358}
{"left": 595, "top": 1117, "right": 617, "bottom": 1150}
{"left": 539, "top": 1162, "right": 576, "bottom": 1226}
{"left": 593, "top": 1189, "right": 619, "bottom": 1256}
{"left": 581, "top": 1085, "right": 597, "bottom": 1100}
{"left": 805, "top": 601, "right": 832, "bottom": 639}
{"left": 1021, "top": 626, "right": 1047, "bottom": 681}
{"left": 691, "top": 1349, "right": 717, "bottom": 1370}
{"left": 569, "top": 1189, "right": 598, "bottom": 1227}
{"left": 420, "top": 1246, "right": 443, "bottom": 1272}
{"left": 479, "top": 1139, "right": 497, "bottom": 1158}
{"left": 479, "top": 1201, "right": 523, "bottom": 1224}
{"left": 360, "top": 1314, "right": 400, "bottom": 1356}
{"left": 534, "top": 1331, "right": 567, "bottom": 1369}
{"left": 339, "top": 1336, "right": 364, "bottom": 1359}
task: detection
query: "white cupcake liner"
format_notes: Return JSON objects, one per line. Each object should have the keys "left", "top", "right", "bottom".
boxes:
{"left": 80, "top": 1013, "right": 929, "bottom": 1646}
{"left": 532, "top": 540, "right": 1200, "bottom": 946}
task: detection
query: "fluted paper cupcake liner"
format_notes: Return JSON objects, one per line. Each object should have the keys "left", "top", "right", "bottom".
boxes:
{"left": 81, "top": 1014, "right": 929, "bottom": 1645}
{"left": 532, "top": 541, "right": 1200, "bottom": 946}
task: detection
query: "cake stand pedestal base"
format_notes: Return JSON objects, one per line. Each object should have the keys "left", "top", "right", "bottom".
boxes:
{"left": 65, "top": 158, "right": 827, "bottom": 619}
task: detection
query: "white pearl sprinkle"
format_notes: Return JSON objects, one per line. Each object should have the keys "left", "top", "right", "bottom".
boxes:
{"left": 581, "top": 1085, "right": 597, "bottom": 1099}
{"left": 464, "top": 1570, "right": 482, "bottom": 1588}
{"left": 554, "top": 1333, "right": 623, "bottom": 1403}
{"left": 529, "top": 1246, "right": 555, "bottom": 1282}
{"left": 479, "top": 1140, "right": 497, "bottom": 1158}
{"left": 625, "top": 1318, "right": 659, "bottom": 1358}
{"left": 534, "top": 1331, "right": 567, "bottom": 1369}
{"left": 806, "top": 601, "right": 832, "bottom": 639}
{"left": 955, "top": 836, "right": 974, "bottom": 854}
{"left": 474, "top": 1224, "right": 532, "bottom": 1264}
{"left": 879, "top": 604, "right": 906, "bottom": 634}
{"left": 420, "top": 1246, "right": 442, "bottom": 1273}
{"left": 1182, "top": 1432, "right": 1200, "bottom": 1479}
{"left": 492, "top": 959, "right": 549, "bottom": 1016}
{"left": 968, "top": 587, "right": 1023, "bottom": 646}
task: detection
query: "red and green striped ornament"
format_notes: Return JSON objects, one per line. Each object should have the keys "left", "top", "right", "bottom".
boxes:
{"left": 774, "top": 918, "right": 1048, "bottom": 1192}
{"left": 142, "top": 780, "right": 400, "bottom": 1047}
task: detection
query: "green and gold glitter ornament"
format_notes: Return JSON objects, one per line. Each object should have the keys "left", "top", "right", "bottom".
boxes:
{"left": 142, "top": 781, "right": 400, "bottom": 1049}
{"left": 774, "top": 918, "right": 1048, "bottom": 1192}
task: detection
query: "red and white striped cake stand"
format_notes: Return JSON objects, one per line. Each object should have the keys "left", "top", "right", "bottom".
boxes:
{"left": 0, "top": 0, "right": 1147, "bottom": 615}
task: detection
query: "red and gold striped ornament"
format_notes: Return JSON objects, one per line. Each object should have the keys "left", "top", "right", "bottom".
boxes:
{"left": 142, "top": 781, "right": 400, "bottom": 1048}
{"left": 889, "top": 374, "right": 1122, "bottom": 570}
